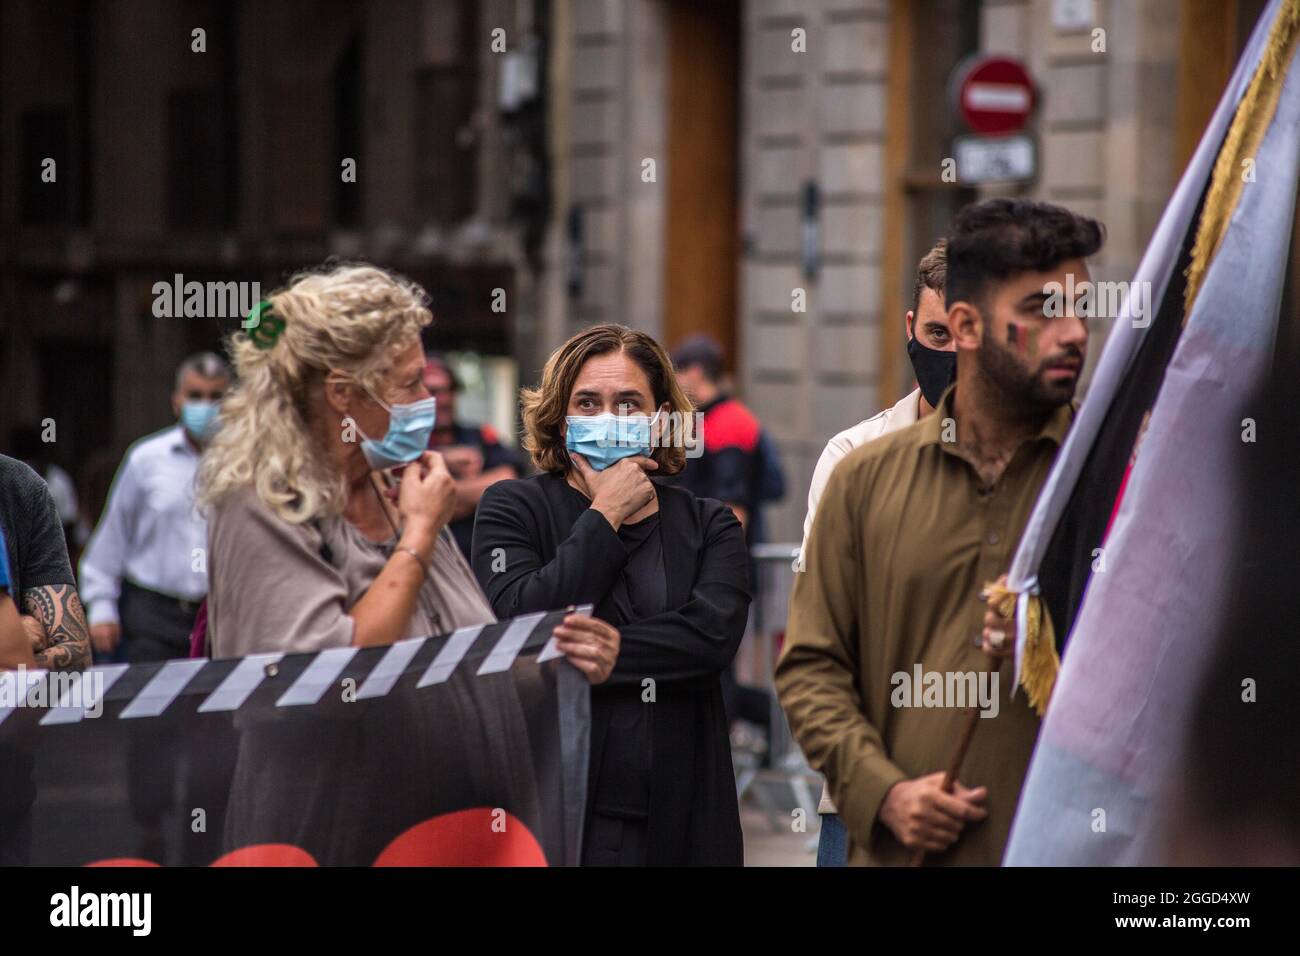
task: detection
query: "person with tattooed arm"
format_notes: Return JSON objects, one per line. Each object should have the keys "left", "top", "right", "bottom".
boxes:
{"left": 0, "top": 454, "right": 90, "bottom": 672}
{"left": 0, "top": 454, "right": 89, "bottom": 863}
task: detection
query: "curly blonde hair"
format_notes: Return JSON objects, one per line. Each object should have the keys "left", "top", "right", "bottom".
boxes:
{"left": 521, "top": 324, "right": 693, "bottom": 475}
{"left": 196, "top": 263, "right": 431, "bottom": 524}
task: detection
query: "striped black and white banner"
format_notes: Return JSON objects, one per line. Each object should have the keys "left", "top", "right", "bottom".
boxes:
{"left": 0, "top": 606, "right": 584, "bottom": 727}
{"left": 0, "top": 607, "right": 591, "bottom": 868}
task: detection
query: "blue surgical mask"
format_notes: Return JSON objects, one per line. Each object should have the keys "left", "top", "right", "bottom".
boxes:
{"left": 357, "top": 394, "right": 437, "bottom": 472}
{"left": 180, "top": 401, "right": 220, "bottom": 442}
{"left": 565, "top": 411, "right": 660, "bottom": 471}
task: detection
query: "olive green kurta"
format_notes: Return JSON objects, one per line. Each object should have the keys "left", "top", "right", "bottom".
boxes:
{"left": 776, "top": 389, "right": 1072, "bottom": 866}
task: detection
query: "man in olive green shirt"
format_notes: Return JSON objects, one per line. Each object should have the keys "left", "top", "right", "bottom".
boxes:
{"left": 777, "top": 198, "right": 1103, "bottom": 866}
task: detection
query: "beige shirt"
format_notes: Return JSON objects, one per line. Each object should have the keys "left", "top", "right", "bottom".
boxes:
{"left": 777, "top": 391, "right": 1072, "bottom": 865}
{"left": 799, "top": 388, "right": 922, "bottom": 815}
{"left": 207, "top": 487, "right": 495, "bottom": 659}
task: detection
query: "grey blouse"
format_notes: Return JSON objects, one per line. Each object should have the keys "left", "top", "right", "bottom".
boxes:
{"left": 207, "top": 487, "right": 496, "bottom": 659}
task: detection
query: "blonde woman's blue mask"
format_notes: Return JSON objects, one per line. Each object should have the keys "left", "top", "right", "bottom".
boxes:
{"left": 357, "top": 393, "right": 437, "bottom": 472}
{"left": 565, "top": 411, "right": 660, "bottom": 471}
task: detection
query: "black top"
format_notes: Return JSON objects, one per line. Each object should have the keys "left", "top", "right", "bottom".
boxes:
{"left": 591, "top": 506, "right": 664, "bottom": 818}
{"left": 0, "top": 454, "right": 76, "bottom": 599}
{"left": 472, "top": 471, "right": 750, "bottom": 865}
{"left": 609, "top": 510, "right": 665, "bottom": 621}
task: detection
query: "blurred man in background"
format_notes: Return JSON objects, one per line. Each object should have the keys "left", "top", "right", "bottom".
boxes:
{"left": 79, "top": 350, "right": 229, "bottom": 860}
{"left": 672, "top": 335, "right": 785, "bottom": 541}
{"left": 80, "top": 351, "right": 230, "bottom": 662}
{"left": 423, "top": 352, "right": 525, "bottom": 559}
{"left": 799, "top": 237, "right": 953, "bottom": 867}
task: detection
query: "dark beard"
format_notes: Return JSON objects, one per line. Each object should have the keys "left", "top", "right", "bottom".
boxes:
{"left": 977, "top": 335, "right": 1078, "bottom": 410}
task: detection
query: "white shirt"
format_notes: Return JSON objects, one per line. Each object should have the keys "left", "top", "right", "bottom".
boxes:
{"left": 799, "top": 388, "right": 923, "bottom": 551}
{"left": 80, "top": 425, "right": 208, "bottom": 623}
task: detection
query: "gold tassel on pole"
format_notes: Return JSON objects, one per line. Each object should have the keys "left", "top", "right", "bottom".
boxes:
{"left": 984, "top": 581, "right": 1059, "bottom": 718}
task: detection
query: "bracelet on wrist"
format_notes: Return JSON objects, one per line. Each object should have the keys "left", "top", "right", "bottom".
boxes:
{"left": 395, "top": 545, "right": 430, "bottom": 576}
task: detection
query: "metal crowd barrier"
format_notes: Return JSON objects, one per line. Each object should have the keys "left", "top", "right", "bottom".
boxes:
{"left": 733, "top": 543, "right": 824, "bottom": 846}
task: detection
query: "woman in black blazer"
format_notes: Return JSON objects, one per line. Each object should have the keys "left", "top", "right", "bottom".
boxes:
{"left": 472, "top": 324, "right": 750, "bottom": 866}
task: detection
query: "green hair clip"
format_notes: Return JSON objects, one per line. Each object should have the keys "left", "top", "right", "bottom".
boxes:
{"left": 245, "top": 300, "right": 285, "bottom": 350}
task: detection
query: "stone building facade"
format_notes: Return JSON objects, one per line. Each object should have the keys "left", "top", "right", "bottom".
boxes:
{"left": 539, "top": 0, "right": 1275, "bottom": 542}
{"left": 3, "top": 0, "right": 1288, "bottom": 542}
{"left": 1, "top": 0, "right": 532, "bottom": 500}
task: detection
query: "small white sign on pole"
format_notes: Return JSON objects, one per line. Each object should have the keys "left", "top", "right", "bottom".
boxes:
{"left": 954, "top": 134, "right": 1037, "bottom": 185}
{"left": 1052, "top": 0, "right": 1095, "bottom": 32}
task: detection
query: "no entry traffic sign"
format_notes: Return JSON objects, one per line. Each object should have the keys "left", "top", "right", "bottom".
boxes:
{"left": 952, "top": 55, "right": 1038, "bottom": 135}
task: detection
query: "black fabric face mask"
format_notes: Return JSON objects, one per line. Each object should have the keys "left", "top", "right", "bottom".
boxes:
{"left": 906, "top": 336, "right": 957, "bottom": 408}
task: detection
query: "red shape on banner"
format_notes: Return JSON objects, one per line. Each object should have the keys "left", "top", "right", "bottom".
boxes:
{"left": 83, "top": 810, "right": 544, "bottom": 866}
{"left": 955, "top": 56, "right": 1037, "bottom": 135}
{"left": 85, "top": 858, "right": 161, "bottom": 867}
{"left": 210, "top": 844, "right": 320, "bottom": 867}
{"left": 373, "top": 808, "right": 548, "bottom": 867}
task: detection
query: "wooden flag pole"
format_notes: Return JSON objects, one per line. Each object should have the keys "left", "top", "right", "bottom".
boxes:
{"left": 909, "top": 654, "right": 1004, "bottom": 867}
{"left": 908, "top": 705, "right": 982, "bottom": 867}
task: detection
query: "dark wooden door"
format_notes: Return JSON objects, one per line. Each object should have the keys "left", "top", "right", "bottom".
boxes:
{"left": 664, "top": 0, "right": 741, "bottom": 366}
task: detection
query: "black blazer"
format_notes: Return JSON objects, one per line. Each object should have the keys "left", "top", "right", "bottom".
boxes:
{"left": 472, "top": 471, "right": 750, "bottom": 865}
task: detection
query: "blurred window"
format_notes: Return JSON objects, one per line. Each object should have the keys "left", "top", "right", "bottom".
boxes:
{"left": 333, "top": 32, "right": 363, "bottom": 227}
{"left": 904, "top": 0, "right": 980, "bottom": 277}
{"left": 20, "top": 110, "right": 74, "bottom": 226}
{"left": 166, "top": 88, "right": 235, "bottom": 229}
{"left": 414, "top": 0, "right": 480, "bottom": 226}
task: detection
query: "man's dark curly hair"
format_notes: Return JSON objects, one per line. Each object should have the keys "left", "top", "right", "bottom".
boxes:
{"left": 946, "top": 198, "right": 1105, "bottom": 311}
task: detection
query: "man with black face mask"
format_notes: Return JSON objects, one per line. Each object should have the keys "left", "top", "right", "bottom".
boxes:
{"left": 796, "top": 238, "right": 952, "bottom": 865}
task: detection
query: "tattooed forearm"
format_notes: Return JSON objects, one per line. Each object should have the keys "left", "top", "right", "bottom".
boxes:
{"left": 23, "top": 585, "right": 91, "bottom": 671}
